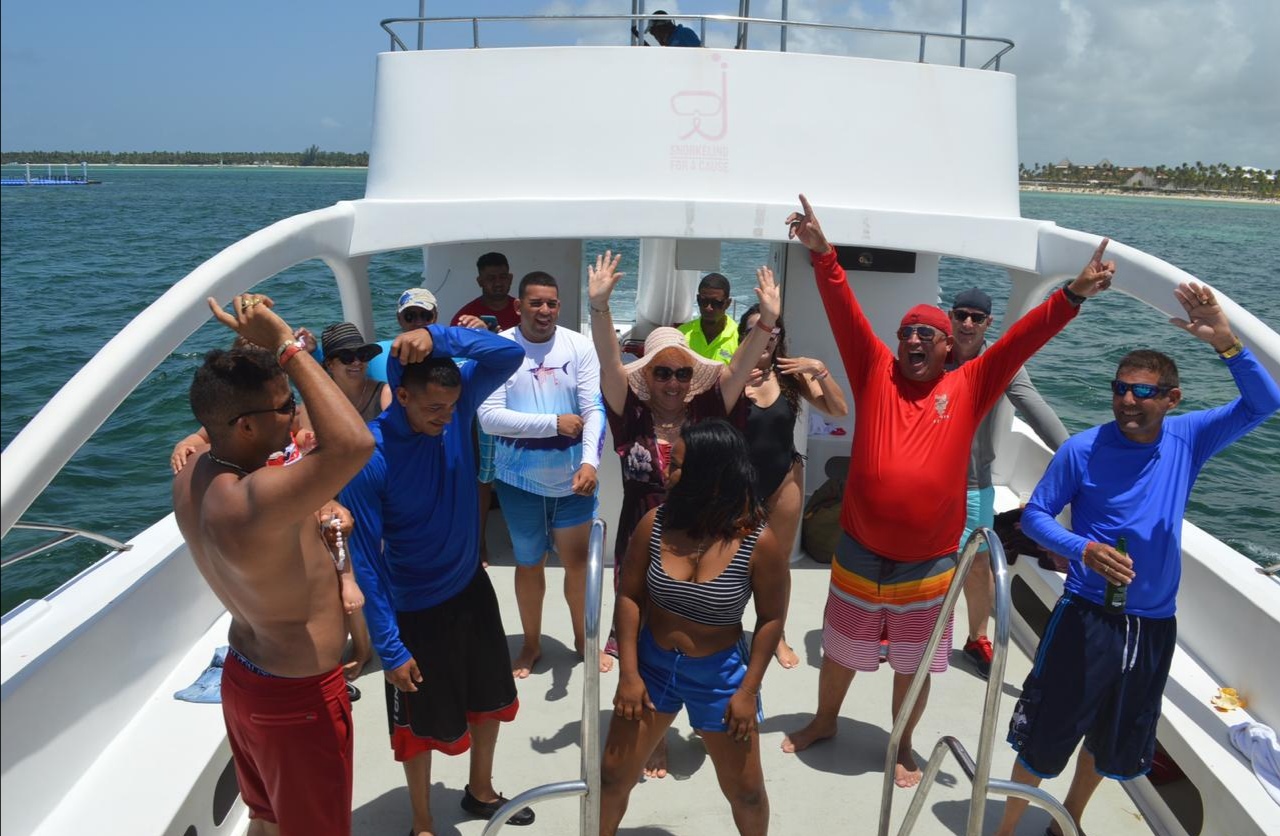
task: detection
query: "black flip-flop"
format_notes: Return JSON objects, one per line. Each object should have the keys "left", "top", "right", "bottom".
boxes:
{"left": 346, "top": 682, "right": 361, "bottom": 702}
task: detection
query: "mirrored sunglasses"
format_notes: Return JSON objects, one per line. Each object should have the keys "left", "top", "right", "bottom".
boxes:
{"left": 1111, "top": 380, "right": 1170, "bottom": 400}
{"left": 696, "top": 295, "right": 728, "bottom": 310}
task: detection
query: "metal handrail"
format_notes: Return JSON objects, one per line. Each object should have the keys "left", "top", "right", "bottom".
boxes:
{"left": 482, "top": 517, "right": 606, "bottom": 835}
{"left": 877, "top": 527, "right": 1078, "bottom": 836}
{"left": 1, "top": 522, "right": 132, "bottom": 569}
{"left": 378, "top": 15, "right": 1015, "bottom": 70}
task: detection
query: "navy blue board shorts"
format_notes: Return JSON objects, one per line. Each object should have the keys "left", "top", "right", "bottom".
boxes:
{"left": 637, "top": 626, "right": 762, "bottom": 733}
{"left": 1007, "top": 593, "right": 1176, "bottom": 780}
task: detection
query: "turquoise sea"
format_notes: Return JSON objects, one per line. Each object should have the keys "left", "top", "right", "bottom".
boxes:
{"left": 1, "top": 167, "right": 1277, "bottom": 614}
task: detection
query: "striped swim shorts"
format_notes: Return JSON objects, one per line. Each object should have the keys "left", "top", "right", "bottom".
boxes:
{"left": 822, "top": 533, "right": 956, "bottom": 675}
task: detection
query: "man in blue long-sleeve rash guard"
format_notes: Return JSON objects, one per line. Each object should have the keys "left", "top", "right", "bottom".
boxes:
{"left": 340, "top": 324, "right": 537, "bottom": 830}
{"left": 993, "top": 283, "right": 1280, "bottom": 836}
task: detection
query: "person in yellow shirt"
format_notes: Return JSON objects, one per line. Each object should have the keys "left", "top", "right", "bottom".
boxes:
{"left": 677, "top": 273, "right": 738, "bottom": 365}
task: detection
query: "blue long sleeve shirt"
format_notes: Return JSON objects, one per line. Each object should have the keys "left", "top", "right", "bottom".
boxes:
{"left": 339, "top": 325, "right": 525, "bottom": 670}
{"left": 1023, "top": 347, "right": 1280, "bottom": 617}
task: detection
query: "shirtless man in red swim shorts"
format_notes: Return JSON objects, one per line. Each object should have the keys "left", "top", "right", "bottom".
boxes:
{"left": 173, "top": 293, "right": 375, "bottom": 835}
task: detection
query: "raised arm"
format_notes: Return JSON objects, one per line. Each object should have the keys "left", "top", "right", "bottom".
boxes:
{"left": 786, "top": 193, "right": 887, "bottom": 384}
{"left": 971, "top": 239, "right": 1114, "bottom": 415}
{"left": 206, "top": 294, "right": 374, "bottom": 525}
{"left": 721, "top": 266, "right": 781, "bottom": 410}
{"left": 587, "top": 251, "right": 630, "bottom": 415}
{"left": 1170, "top": 282, "right": 1280, "bottom": 460}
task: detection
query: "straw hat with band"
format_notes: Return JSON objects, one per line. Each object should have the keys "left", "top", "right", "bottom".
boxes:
{"left": 622, "top": 327, "right": 723, "bottom": 403}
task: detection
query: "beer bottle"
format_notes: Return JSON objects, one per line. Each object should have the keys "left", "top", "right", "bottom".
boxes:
{"left": 1103, "top": 536, "right": 1128, "bottom": 613}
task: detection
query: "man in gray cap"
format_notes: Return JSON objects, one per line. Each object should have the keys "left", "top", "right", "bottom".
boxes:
{"left": 947, "top": 286, "right": 1069, "bottom": 678}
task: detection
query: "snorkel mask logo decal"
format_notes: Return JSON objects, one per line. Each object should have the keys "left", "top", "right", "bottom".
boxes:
{"left": 669, "top": 54, "right": 730, "bottom": 175}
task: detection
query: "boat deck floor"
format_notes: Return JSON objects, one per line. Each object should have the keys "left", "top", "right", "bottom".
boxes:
{"left": 345, "top": 521, "right": 1152, "bottom": 836}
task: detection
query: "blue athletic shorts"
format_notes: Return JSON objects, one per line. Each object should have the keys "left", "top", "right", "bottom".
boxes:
{"left": 1007, "top": 594, "right": 1176, "bottom": 780}
{"left": 637, "top": 626, "right": 762, "bottom": 733}
{"left": 477, "top": 427, "right": 496, "bottom": 484}
{"left": 494, "top": 480, "right": 598, "bottom": 567}
{"left": 961, "top": 486, "right": 995, "bottom": 552}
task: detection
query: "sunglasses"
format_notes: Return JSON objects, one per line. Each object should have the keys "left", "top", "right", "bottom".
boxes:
{"left": 228, "top": 392, "right": 297, "bottom": 425}
{"left": 696, "top": 295, "right": 728, "bottom": 310}
{"left": 400, "top": 308, "right": 436, "bottom": 324}
{"left": 651, "top": 365, "right": 695, "bottom": 382}
{"left": 524, "top": 298, "right": 560, "bottom": 310}
{"left": 896, "top": 325, "right": 942, "bottom": 342}
{"left": 1111, "top": 380, "right": 1171, "bottom": 400}
{"left": 951, "top": 309, "right": 988, "bottom": 325}
{"left": 329, "top": 346, "right": 379, "bottom": 365}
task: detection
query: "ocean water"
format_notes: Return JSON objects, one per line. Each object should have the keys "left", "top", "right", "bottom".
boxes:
{"left": 1, "top": 167, "right": 1277, "bottom": 613}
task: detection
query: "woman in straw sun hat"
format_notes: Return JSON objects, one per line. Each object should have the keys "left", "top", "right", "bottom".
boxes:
{"left": 588, "top": 250, "right": 782, "bottom": 778}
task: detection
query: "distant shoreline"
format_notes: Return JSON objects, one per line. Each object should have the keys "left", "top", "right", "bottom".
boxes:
{"left": 1019, "top": 184, "right": 1277, "bottom": 206}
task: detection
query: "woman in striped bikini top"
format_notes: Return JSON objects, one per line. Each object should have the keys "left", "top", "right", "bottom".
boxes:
{"left": 601, "top": 418, "right": 790, "bottom": 835}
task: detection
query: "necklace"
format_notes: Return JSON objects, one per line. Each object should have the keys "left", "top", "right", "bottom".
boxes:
{"left": 687, "top": 537, "right": 713, "bottom": 581}
{"left": 207, "top": 452, "right": 249, "bottom": 477}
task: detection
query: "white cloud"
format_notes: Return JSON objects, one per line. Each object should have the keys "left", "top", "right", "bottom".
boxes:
{"left": 320, "top": 116, "right": 341, "bottom": 129}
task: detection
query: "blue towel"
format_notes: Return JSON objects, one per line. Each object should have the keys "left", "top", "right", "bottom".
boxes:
{"left": 173, "top": 646, "right": 229, "bottom": 703}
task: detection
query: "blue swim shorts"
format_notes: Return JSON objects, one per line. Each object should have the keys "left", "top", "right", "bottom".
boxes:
{"left": 1007, "top": 593, "right": 1176, "bottom": 780}
{"left": 494, "top": 480, "right": 598, "bottom": 567}
{"left": 637, "top": 626, "right": 762, "bottom": 733}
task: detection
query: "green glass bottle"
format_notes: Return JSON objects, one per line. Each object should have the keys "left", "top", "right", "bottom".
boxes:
{"left": 1104, "top": 536, "right": 1128, "bottom": 613}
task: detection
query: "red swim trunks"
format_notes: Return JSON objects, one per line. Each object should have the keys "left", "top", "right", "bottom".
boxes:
{"left": 221, "top": 650, "right": 353, "bottom": 835}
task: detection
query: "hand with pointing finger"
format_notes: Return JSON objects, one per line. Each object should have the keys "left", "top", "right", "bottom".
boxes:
{"left": 1066, "top": 238, "right": 1117, "bottom": 299}
{"left": 784, "top": 194, "right": 832, "bottom": 255}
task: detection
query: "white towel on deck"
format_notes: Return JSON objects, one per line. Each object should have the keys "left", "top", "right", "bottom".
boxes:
{"left": 1230, "top": 721, "right": 1280, "bottom": 806}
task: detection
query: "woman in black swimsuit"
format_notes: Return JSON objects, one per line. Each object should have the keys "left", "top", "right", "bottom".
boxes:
{"left": 601, "top": 419, "right": 788, "bottom": 835}
{"left": 738, "top": 306, "right": 848, "bottom": 668}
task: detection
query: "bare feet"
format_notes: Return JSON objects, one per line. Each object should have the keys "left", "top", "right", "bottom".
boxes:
{"left": 774, "top": 636, "right": 800, "bottom": 669}
{"left": 512, "top": 644, "right": 540, "bottom": 679}
{"left": 410, "top": 815, "right": 435, "bottom": 836}
{"left": 893, "top": 745, "right": 922, "bottom": 788}
{"left": 599, "top": 650, "right": 615, "bottom": 673}
{"left": 644, "top": 736, "right": 669, "bottom": 779}
{"left": 781, "top": 716, "right": 837, "bottom": 753}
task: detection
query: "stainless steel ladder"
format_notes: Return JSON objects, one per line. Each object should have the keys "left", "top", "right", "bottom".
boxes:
{"left": 877, "top": 527, "right": 1079, "bottom": 836}
{"left": 482, "top": 517, "right": 606, "bottom": 835}
{"left": 2, "top": 522, "right": 132, "bottom": 569}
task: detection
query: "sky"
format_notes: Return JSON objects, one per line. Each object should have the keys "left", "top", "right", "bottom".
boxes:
{"left": 1, "top": 0, "right": 1275, "bottom": 168}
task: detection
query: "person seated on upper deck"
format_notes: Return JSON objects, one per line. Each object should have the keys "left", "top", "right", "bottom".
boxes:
{"left": 678, "top": 273, "right": 738, "bottom": 365}
{"left": 647, "top": 11, "right": 702, "bottom": 47}
{"left": 994, "top": 286, "right": 1280, "bottom": 836}
{"left": 944, "top": 287, "right": 1070, "bottom": 680}
{"left": 780, "top": 193, "right": 1115, "bottom": 789}
{"left": 452, "top": 251, "right": 520, "bottom": 331}
{"left": 600, "top": 419, "right": 788, "bottom": 836}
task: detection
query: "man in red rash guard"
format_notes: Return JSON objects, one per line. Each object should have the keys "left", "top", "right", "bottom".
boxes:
{"left": 780, "top": 194, "right": 1115, "bottom": 789}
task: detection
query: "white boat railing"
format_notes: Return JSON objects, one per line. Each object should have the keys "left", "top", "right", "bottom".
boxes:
{"left": 0, "top": 523, "right": 132, "bottom": 569}
{"left": 482, "top": 518, "right": 606, "bottom": 836}
{"left": 378, "top": 14, "right": 1015, "bottom": 70}
{"left": 877, "top": 528, "right": 1079, "bottom": 836}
